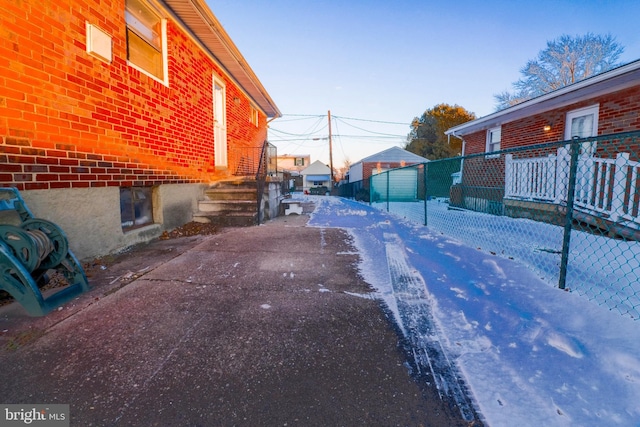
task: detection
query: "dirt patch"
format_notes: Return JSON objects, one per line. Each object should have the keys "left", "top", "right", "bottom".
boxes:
{"left": 159, "top": 221, "right": 219, "bottom": 240}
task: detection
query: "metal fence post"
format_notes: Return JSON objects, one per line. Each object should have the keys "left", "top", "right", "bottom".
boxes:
{"left": 558, "top": 139, "right": 580, "bottom": 290}
{"left": 386, "top": 171, "right": 390, "bottom": 212}
{"left": 423, "top": 163, "right": 428, "bottom": 226}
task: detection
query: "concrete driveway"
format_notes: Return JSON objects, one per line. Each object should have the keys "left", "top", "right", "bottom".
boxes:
{"left": 0, "top": 210, "right": 476, "bottom": 426}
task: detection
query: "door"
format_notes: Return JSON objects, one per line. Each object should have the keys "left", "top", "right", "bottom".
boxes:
{"left": 565, "top": 105, "right": 599, "bottom": 153}
{"left": 213, "top": 78, "right": 227, "bottom": 168}
{"left": 565, "top": 105, "right": 599, "bottom": 203}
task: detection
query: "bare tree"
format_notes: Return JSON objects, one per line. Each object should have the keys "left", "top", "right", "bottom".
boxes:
{"left": 495, "top": 33, "right": 624, "bottom": 110}
{"left": 334, "top": 158, "right": 351, "bottom": 182}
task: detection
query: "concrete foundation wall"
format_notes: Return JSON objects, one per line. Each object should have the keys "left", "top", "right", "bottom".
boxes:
{"left": 155, "top": 184, "right": 205, "bottom": 230}
{"left": 19, "top": 184, "right": 205, "bottom": 261}
{"left": 265, "top": 182, "right": 282, "bottom": 221}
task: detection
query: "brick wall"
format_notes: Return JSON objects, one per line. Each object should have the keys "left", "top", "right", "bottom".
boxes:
{"left": 463, "top": 85, "right": 640, "bottom": 155}
{"left": 0, "top": 0, "right": 267, "bottom": 191}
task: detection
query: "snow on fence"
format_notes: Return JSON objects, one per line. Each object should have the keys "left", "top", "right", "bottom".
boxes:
{"left": 363, "top": 132, "right": 640, "bottom": 320}
{"left": 505, "top": 147, "right": 640, "bottom": 227}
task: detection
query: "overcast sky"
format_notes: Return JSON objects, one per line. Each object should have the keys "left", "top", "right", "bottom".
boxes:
{"left": 208, "top": 0, "right": 640, "bottom": 168}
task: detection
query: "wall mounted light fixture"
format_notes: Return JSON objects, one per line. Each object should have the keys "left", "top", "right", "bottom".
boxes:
{"left": 543, "top": 124, "right": 552, "bottom": 131}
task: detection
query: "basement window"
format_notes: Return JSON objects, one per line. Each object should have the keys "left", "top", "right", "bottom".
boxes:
{"left": 120, "top": 187, "right": 154, "bottom": 230}
{"left": 125, "top": 0, "right": 168, "bottom": 84}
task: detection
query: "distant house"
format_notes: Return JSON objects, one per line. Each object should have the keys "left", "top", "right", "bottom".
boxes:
{"left": 348, "top": 146, "right": 429, "bottom": 188}
{"left": 276, "top": 154, "right": 311, "bottom": 191}
{"left": 300, "top": 161, "right": 332, "bottom": 193}
{"left": 277, "top": 154, "right": 311, "bottom": 174}
{"left": 445, "top": 59, "right": 640, "bottom": 234}
{"left": 0, "top": 0, "right": 280, "bottom": 260}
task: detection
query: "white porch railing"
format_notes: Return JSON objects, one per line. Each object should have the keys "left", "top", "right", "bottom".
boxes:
{"left": 505, "top": 152, "right": 560, "bottom": 202}
{"left": 505, "top": 147, "right": 640, "bottom": 226}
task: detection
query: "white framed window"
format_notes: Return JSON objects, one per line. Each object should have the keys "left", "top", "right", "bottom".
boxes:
{"left": 294, "top": 158, "right": 305, "bottom": 166}
{"left": 565, "top": 105, "right": 599, "bottom": 140}
{"left": 125, "top": 0, "right": 168, "bottom": 85}
{"left": 250, "top": 106, "right": 259, "bottom": 127}
{"left": 486, "top": 126, "right": 501, "bottom": 154}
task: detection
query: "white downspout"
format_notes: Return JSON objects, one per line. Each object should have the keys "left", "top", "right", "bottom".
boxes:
{"left": 448, "top": 132, "right": 466, "bottom": 175}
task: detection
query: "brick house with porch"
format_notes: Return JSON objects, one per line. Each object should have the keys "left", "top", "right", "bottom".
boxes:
{"left": 1, "top": 0, "right": 280, "bottom": 259}
{"left": 445, "top": 59, "right": 640, "bottom": 236}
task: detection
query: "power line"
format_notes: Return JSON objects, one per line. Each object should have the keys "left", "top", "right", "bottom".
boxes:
{"left": 269, "top": 112, "right": 409, "bottom": 163}
{"left": 269, "top": 116, "right": 327, "bottom": 138}
{"left": 332, "top": 115, "right": 410, "bottom": 126}
{"left": 273, "top": 115, "right": 326, "bottom": 123}
{"left": 280, "top": 113, "right": 326, "bottom": 118}
{"left": 332, "top": 134, "right": 404, "bottom": 139}
{"left": 278, "top": 113, "right": 410, "bottom": 126}
{"left": 269, "top": 128, "right": 322, "bottom": 137}
{"left": 270, "top": 134, "right": 401, "bottom": 141}
{"left": 334, "top": 117, "right": 407, "bottom": 137}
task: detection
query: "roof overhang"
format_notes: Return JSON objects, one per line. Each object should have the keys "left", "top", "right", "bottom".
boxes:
{"left": 161, "top": 0, "right": 281, "bottom": 118}
{"left": 446, "top": 60, "right": 640, "bottom": 137}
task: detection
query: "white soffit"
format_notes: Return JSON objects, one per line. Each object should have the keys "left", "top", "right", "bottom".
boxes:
{"left": 162, "top": 0, "right": 280, "bottom": 118}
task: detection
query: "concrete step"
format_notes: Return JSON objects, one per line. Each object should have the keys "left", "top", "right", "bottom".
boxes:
{"left": 204, "top": 188, "right": 257, "bottom": 201}
{"left": 198, "top": 200, "right": 256, "bottom": 213}
{"left": 196, "top": 178, "right": 261, "bottom": 227}
{"left": 208, "top": 178, "right": 259, "bottom": 190}
{"left": 193, "top": 211, "right": 257, "bottom": 227}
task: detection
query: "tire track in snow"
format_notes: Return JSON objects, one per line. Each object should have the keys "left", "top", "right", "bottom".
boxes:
{"left": 384, "top": 233, "right": 477, "bottom": 422}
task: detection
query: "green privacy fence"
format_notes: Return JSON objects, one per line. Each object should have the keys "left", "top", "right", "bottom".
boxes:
{"left": 367, "top": 131, "right": 640, "bottom": 320}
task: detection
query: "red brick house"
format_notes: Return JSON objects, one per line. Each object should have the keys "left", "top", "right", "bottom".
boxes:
{"left": 0, "top": 0, "right": 280, "bottom": 259}
{"left": 445, "top": 60, "right": 640, "bottom": 233}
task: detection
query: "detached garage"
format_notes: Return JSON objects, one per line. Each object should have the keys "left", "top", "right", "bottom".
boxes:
{"left": 371, "top": 167, "right": 419, "bottom": 201}
{"left": 348, "top": 146, "right": 429, "bottom": 191}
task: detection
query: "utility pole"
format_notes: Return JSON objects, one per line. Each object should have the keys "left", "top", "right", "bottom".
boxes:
{"left": 328, "top": 110, "right": 334, "bottom": 188}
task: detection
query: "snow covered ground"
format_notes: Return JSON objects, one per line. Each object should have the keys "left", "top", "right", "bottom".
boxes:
{"left": 300, "top": 194, "right": 640, "bottom": 427}
{"left": 373, "top": 198, "right": 640, "bottom": 319}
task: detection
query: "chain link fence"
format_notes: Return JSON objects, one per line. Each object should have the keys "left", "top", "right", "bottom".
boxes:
{"left": 365, "top": 131, "right": 640, "bottom": 320}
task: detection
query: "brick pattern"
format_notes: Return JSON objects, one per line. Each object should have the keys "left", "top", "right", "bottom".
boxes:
{"left": 464, "top": 86, "right": 640, "bottom": 155}
{"left": 0, "top": 0, "right": 268, "bottom": 191}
